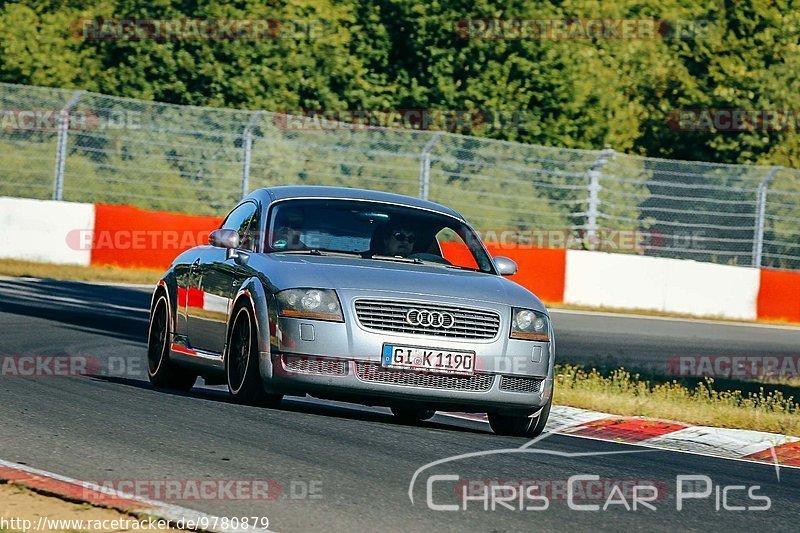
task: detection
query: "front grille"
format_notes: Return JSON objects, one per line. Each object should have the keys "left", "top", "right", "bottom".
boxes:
{"left": 354, "top": 299, "right": 501, "bottom": 340}
{"left": 355, "top": 362, "right": 494, "bottom": 391}
{"left": 283, "top": 355, "right": 348, "bottom": 376}
{"left": 499, "top": 375, "right": 543, "bottom": 393}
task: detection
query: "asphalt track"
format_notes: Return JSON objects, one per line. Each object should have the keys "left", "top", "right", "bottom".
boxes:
{"left": 0, "top": 277, "right": 798, "bottom": 532}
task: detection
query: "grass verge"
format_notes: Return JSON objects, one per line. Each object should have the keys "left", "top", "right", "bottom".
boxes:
{"left": 0, "top": 259, "right": 161, "bottom": 285}
{"left": 555, "top": 364, "right": 800, "bottom": 437}
{"left": 548, "top": 302, "right": 800, "bottom": 327}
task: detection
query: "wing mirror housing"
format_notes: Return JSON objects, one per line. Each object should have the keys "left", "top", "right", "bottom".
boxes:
{"left": 209, "top": 229, "right": 239, "bottom": 250}
{"left": 494, "top": 256, "right": 518, "bottom": 276}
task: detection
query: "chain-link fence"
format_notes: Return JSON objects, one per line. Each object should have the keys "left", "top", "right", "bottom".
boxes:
{"left": 1, "top": 82, "right": 798, "bottom": 270}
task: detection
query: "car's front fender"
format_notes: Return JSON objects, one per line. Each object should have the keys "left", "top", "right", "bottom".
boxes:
{"left": 542, "top": 319, "right": 557, "bottom": 402}
{"left": 230, "top": 276, "right": 275, "bottom": 380}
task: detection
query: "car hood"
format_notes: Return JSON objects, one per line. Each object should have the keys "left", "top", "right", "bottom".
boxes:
{"left": 252, "top": 254, "right": 547, "bottom": 313}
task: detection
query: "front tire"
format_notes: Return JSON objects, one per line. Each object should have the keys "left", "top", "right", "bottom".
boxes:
{"left": 488, "top": 398, "right": 552, "bottom": 438}
{"left": 226, "top": 305, "right": 282, "bottom": 407}
{"left": 391, "top": 406, "right": 436, "bottom": 423}
{"left": 147, "top": 293, "right": 197, "bottom": 391}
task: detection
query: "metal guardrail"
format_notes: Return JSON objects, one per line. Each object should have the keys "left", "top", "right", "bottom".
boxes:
{"left": 1, "top": 82, "right": 798, "bottom": 270}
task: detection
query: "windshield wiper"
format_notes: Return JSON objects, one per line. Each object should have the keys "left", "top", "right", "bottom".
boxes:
{"left": 444, "top": 264, "right": 480, "bottom": 272}
{"left": 274, "top": 249, "right": 366, "bottom": 258}
{"left": 368, "top": 254, "right": 425, "bottom": 265}
{"left": 273, "top": 249, "right": 324, "bottom": 255}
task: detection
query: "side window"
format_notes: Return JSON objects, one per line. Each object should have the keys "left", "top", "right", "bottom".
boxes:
{"left": 221, "top": 202, "right": 258, "bottom": 251}
{"left": 242, "top": 207, "right": 261, "bottom": 251}
{"left": 437, "top": 227, "right": 479, "bottom": 270}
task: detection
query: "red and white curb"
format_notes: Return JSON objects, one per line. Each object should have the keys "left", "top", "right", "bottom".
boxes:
{"left": 0, "top": 459, "right": 273, "bottom": 533}
{"left": 444, "top": 405, "right": 800, "bottom": 468}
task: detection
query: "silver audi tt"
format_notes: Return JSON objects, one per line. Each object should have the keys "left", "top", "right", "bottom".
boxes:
{"left": 147, "top": 186, "right": 555, "bottom": 436}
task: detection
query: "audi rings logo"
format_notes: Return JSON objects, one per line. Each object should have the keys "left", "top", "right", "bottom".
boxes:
{"left": 405, "top": 309, "right": 456, "bottom": 329}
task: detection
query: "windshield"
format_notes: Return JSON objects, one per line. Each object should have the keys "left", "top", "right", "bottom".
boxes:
{"left": 265, "top": 198, "right": 495, "bottom": 273}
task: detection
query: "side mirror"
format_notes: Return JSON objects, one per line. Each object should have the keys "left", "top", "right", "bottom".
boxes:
{"left": 209, "top": 229, "right": 239, "bottom": 250}
{"left": 494, "top": 256, "right": 518, "bottom": 276}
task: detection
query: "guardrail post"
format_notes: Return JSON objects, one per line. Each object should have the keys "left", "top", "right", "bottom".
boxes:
{"left": 241, "top": 111, "right": 263, "bottom": 200}
{"left": 52, "top": 90, "right": 85, "bottom": 201}
{"left": 751, "top": 166, "right": 780, "bottom": 268}
{"left": 585, "top": 146, "right": 614, "bottom": 241}
{"left": 419, "top": 132, "right": 443, "bottom": 201}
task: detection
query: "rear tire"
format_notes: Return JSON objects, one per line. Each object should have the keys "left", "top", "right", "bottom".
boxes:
{"left": 147, "top": 293, "right": 197, "bottom": 391}
{"left": 391, "top": 406, "right": 436, "bottom": 423}
{"left": 488, "top": 398, "right": 551, "bottom": 438}
{"left": 226, "top": 304, "right": 282, "bottom": 407}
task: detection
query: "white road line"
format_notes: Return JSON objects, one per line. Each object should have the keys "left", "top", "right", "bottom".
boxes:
{"left": 0, "top": 275, "right": 153, "bottom": 291}
{"left": 0, "top": 285, "right": 148, "bottom": 314}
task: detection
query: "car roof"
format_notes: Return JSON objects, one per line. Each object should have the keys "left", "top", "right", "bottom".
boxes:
{"left": 248, "top": 185, "right": 465, "bottom": 220}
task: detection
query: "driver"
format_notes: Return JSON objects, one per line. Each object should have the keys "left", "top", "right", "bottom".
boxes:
{"left": 382, "top": 226, "right": 416, "bottom": 257}
{"left": 272, "top": 212, "right": 307, "bottom": 251}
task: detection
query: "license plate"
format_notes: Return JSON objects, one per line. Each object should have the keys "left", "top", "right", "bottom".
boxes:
{"left": 382, "top": 344, "right": 475, "bottom": 375}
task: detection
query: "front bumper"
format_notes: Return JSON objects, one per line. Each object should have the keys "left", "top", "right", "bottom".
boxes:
{"left": 264, "top": 353, "right": 552, "bottom": 414}
{"left": 259, "top": 290, "right": 555, "bottom": 414}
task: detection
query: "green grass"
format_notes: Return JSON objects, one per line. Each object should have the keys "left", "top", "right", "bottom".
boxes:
{"left": 555, "top": 364, "right": 800, "bottom": 436}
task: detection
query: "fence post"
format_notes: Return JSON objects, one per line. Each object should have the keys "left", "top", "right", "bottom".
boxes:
{"left": 52, "top": 90, "right": 85, "bottom": 201}
{"left": 419, "top": 132, "right": 443, "bottom": 201}
{"left": 751, "top": 166, "right": 780, "bottom": 268}
{"left": 585, "top": 146, "right": 614, "bottom": 241}
{"left": 241, "top": 111, "right": 263, "bottom": 200}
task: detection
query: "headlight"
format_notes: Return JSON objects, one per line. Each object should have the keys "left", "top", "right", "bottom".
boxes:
{"left": 276, "top": 288, "right": 343, "bottom": 322}
{"left": 510, "top": 308, "right": 550, "bottom": 341}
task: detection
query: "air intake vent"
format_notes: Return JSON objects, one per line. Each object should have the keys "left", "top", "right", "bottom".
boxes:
{"left": 283, "top": 355, "right": 348, "bottom": 376}
{"left": 355, "top": 362, "right": 494, "bottom": 391}
{"left": 499, "top": 375, "right": 543, "bottom": 393}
